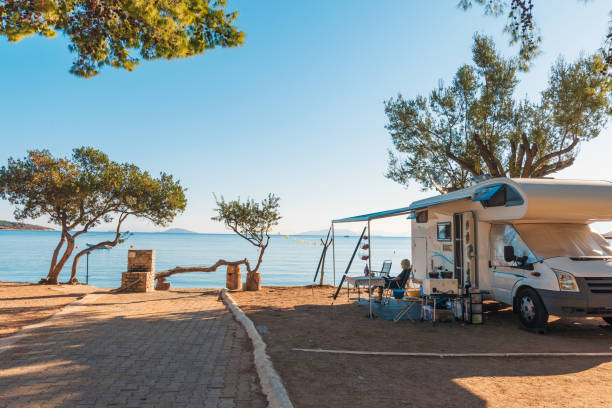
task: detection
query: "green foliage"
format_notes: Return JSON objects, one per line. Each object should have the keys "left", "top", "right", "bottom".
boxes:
{"left": 212, "top": 194, "right": 281, "bottom": 248}
{"left": 0, "top": 147, "right": 186, "bottom": 228}
{"left": 385, "top": 35, "right": 612, "bottom": 193}
{"left": 0, "top": 0, "right": 245, "bottom": 77}
{"left": 458, "top": 1, "right": 611, "bottom": 73}
{"left": 0, "top": 147, "right": 187, "bottom": 281}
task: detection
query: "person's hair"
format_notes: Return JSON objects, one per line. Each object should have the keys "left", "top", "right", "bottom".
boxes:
{"left": 401, "top": 259, "right": 411, "bottom": 269}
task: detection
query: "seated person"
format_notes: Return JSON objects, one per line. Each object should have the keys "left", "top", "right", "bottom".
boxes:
{"left": 375, "top": 259, "right": 411, "bottom": 303}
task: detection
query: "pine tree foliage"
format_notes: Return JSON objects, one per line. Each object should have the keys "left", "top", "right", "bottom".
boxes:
{"left": 0, "top": 0, "right": 245, "bottom": 77}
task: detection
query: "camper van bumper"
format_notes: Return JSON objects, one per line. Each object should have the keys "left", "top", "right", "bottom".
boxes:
{"left": 536, "top": 279, "right": 612, "bottom": 317}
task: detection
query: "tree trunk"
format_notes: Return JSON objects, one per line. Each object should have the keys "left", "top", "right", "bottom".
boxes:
{"left": 154, "top": 259, "right": 250, "bottom": 283}
{"left": 41, "top": 232, "right": 75, "bottom": 284}
{"left": 67, "top": 214, "right": 128, "bottom": 284}
{"left": 245, "top": 272, "right": 261, "bottom": 291}
{"left": 48, "top": 232, "right": 66, "bottom": 279}
{"left": 226, "top": 265, "right": 242, "bottom": 290}
{"left": 319, "top": 242, "right": 329, "bottom": 286}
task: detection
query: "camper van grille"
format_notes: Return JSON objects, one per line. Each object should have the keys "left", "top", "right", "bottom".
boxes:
{"left": 584, "top": 277, "right": 612, "bottom": 294}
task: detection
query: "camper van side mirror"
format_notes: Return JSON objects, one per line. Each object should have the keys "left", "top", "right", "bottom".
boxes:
{"left": 504, "top": 246, "right": 515, "bottom": 263}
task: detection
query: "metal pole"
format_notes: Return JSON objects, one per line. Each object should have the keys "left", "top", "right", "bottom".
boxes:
{"left": 332, "top": 223, "right": 336, "bottom": 287}
{"left": 333, "top": 226, "right": 367, "bottom": 300}
{"left": 368, "top": 219, "right": 373, "bottom": 318}
{"left": 86, "top": 251, "right": 89, "bottom": 285}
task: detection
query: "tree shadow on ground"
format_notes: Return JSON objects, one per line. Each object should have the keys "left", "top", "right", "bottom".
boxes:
{"left": 234, "top": 288, "right": 612, "bottom": 408}
{"left": 0, "top": 291, "right": 265, "bottom": 408}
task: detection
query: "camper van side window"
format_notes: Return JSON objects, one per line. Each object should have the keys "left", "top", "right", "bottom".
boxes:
{"left": 437, "top": 222, "right": 452, "bottom": 242}
{"left": 416, "top": 210, "right": 428, "bottom": 223}
{"left": 482, "top": 186, "right": 524, "bottom": 208}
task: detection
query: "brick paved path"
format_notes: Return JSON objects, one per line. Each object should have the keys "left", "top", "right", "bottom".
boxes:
{"left": 0, "top": 290, "right": 266, "bottom": 408}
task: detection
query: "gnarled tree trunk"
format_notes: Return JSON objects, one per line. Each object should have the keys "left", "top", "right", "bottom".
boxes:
{"left": 154, "top": 259, "right": 251, "bottom": 290}
{"left": 67, "top": 213, "right": 128, "bottom": 284}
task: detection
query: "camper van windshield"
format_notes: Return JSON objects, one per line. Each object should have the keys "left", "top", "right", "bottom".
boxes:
{"left": 514, "top": 224, "right": 612, "bottom": 259}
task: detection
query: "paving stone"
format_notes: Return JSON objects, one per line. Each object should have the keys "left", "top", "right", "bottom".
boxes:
{"left": 0, "top": 291, "right": 267, "bottom": 408}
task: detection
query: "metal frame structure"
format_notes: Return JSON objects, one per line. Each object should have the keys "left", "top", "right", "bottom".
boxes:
{"left": 330, "top": 205, "right": 415, "bottom": 319}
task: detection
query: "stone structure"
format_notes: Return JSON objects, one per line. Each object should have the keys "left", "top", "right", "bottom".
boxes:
{"left": 121, "top": 250, "right": 155, "bottom": 292}
{"left": 226, "top": 265, "right": 242, "bottom": 290}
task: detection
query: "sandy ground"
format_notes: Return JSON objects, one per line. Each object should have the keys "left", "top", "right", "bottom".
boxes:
{"left": 0, "top": 281, "right": 100, "bottom": 338}
{"left": 231, "top": 285, "right": 612, "bottom": 408}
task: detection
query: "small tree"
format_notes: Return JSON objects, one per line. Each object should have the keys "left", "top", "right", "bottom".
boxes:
{"left": 153, "top": 194, "right": 280, "bottom": 291}
{"left": 212, "top": 194, "right": 281, "bottom": 289}
{"left": 0, "top": 0, "right": 244, "bottom": 78}
{"left": 0, "top": 147, "right": 186, "bottom": 284}
{"left": 385, "top": 35, "right": 611, "bottom": 194}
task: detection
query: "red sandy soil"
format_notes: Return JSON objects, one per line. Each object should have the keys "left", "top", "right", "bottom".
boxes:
{"left": 0, "top": 281, "right": 100, "bottom": 338}
{"left": 231, "top": 285, "right": 612, "bottom": 408}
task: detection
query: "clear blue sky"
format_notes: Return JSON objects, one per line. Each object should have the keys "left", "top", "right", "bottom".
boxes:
{"left": 1, "top": 1, "right": 611, "bottom": 235}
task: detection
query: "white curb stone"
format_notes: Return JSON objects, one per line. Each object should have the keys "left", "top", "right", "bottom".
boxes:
{"left": 221, "top": 289, "right": 294, "bottom": 408}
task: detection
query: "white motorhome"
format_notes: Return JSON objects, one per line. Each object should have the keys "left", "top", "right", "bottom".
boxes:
{"left": 408, "top": 177, "right": 612, "bottom": 329}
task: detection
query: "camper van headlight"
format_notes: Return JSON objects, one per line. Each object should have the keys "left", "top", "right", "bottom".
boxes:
{"left": 553, "top": 269, "right": 579, "bottom": 292}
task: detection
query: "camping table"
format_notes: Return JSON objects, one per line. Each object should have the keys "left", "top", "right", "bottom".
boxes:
{"left": 392, "top": 297, "right": 424, "bottom": 323}
{"left": 345, "top": 276, "right": 386, "bottom": 301}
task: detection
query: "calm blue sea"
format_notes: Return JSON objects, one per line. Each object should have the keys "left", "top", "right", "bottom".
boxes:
{"left": 0, "top": 231, "right": 411, "bottom": 288}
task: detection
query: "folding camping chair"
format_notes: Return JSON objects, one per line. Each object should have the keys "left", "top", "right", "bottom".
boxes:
{"left": 382, "top": 267, "right": 412, "bottom": 305}
{"left": 368, "top": 260, "right": 391, "bottom": 301}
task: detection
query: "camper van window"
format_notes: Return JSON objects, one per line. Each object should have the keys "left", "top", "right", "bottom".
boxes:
{"left": 437, "top": 222, "right": 452, "bottom": 242}
{"left": 515, "top": 224, "right": 612, "bottom": 259}
{"left": 482, "top": 186, "right": 524, "bottom": 208}
{"left": 490, "top": 224, "right": 538, "bottom": 266}
{"left": 416, "top": 210, "right": 428, "bottom": 223}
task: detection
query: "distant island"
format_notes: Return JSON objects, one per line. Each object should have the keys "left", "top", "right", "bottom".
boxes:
{"left": 0, "top": 220, "right": 55, "bottom": 231}
{"left": 164, "top": 228, "right": 197, "bottom": 234}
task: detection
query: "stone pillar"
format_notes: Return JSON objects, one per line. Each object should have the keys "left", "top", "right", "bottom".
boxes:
{"left": 122, "top": 250, "right": 155, "bottom": 292}
{"left": 245, "top": 272, "right": 261, "bottom": 291}
{"left": 226, "top": 265, "right": 242, "bottom": 291}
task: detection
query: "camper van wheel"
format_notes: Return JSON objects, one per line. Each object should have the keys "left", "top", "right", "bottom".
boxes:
{"left": 516, "top": 288, "right": 548, "bottom": 329}
{"left": 603, "top": 317, "right": 612, "bottom": 325}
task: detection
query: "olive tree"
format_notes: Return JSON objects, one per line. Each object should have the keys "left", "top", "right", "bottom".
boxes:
{"left": 457, "top": 0, "right": 611, "bottom": 74}
{"left": 385, "top": 35, "right": 611, "bottom": 193}
{"left": 154, "top": 194, "right": 280, "bottom": 291}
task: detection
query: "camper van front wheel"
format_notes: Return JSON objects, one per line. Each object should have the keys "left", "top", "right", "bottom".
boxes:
{"left": 516, "top": 288, "right": 548, "bottom": 329}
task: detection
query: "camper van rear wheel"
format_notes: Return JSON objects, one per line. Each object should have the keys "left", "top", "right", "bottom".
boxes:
{"left": 516, "top": 288, "right": 548, "bottom": 329}
{"left": 603, "top": 317, "right": 612, "bottom": 325}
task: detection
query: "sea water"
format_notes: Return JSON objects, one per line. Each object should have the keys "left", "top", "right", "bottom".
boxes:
{"left": 0, "top": 231, "right": 411, "bottom": 288}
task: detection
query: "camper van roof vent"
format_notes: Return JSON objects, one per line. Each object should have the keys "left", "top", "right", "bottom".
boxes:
{"left": 472, "top": 174, "right": 493, "bottom": 183}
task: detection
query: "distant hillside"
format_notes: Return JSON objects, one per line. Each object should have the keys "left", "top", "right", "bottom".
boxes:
{"left": 0, "top": 220, "right": 55, "bottom": 231}
{"left": 164, "top": 228, "right": 197, "bottom": 234}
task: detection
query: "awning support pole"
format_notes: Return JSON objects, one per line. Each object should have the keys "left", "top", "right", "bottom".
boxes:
{"left": 367, "top": 219, "right": 373, "bottom": 318}
{"left": 332, "top": 226, "right": 367, "bottom": 301}
{"left": 332, "top": 223, "right": 336, "bottom": 286}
